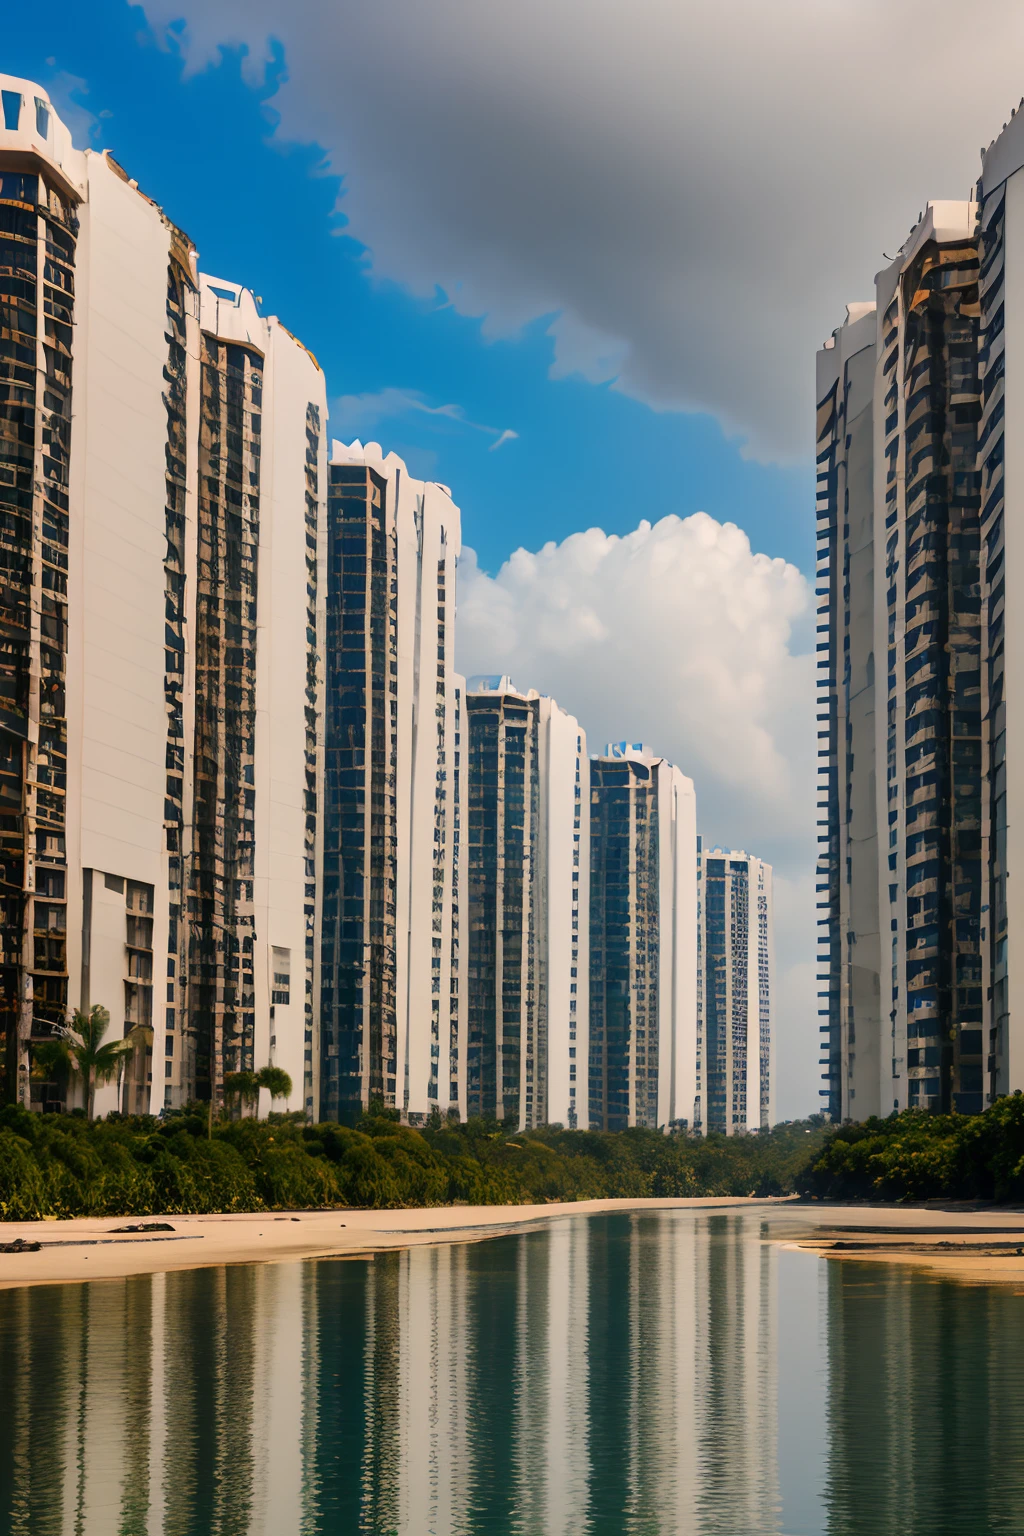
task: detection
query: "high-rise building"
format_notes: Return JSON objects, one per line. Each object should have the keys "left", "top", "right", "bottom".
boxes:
{"left": 319, "top": 441, "right": 461, "bottom": 1124}
{"left": 874, "top": 206, "right": 983, "bottom": 1119}
{"left": 588, "top": 744, "right": 696, "bottom": 1131}
{"left": 0, "top": 76, "right": 327, "bottom": 1115}
{"left": 182, "top": 276, "right": 327, "bottom": 1118}
{"left": 815, "top": 302, "right": 879, "bottom": 1123}
{"left": 818, "top": 202, "right": 986, "bottom": 1119}
{"left": 463, "top": 677, "right": 588, "bottom": 1129}
{"left": 978, "top": 118, "right": 1024, "bottom": 1103}
{"left": 696, "top": 841, "right": 774, "bottom": 1134}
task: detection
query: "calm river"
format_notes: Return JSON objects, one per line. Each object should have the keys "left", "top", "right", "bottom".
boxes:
{"left": 2, "top": 1208, "right": 1023, "bottom": 1535}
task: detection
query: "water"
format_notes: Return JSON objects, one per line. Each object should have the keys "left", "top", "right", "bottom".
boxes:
{"left": 2, "top": 1208, "right": 1024, "bottom": 1535}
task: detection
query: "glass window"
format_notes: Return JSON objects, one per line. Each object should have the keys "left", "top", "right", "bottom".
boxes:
{"left": 34, "top": 98, "right": 49, "bottom": 139}
{"left": 2, "top": 91, "right": 21, "bottom": 132}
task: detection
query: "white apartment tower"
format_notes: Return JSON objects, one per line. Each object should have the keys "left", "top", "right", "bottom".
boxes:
{"left": 696, "top": 841, "right": 774, "bottom": 1134}
{"left": 464, "top": 677, "right": 588, "bottom": 1129}
{"left": 588, "top": 744, "right": 697, "bottom": 1131}
{"left": 318, "top": 441, "right": 462, "bottom": 1124}
{"left": 0, "top": 76, "right": 327, "bottom": 1115}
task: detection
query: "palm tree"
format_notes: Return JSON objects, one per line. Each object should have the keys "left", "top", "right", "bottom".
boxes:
{"left": 223, "top": 1069, "right": 259, "bottom": 1117}
{"left": 256, "top": 1064, "right": 293, "bottom": 1108}
{"left": 34, "top": 1006, "right": 147, "bottom": 1120}
{"left": 223, "top": 1066, "right": 293, "bottom": 1118}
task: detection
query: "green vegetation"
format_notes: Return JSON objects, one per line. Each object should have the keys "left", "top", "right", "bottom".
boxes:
{"left": 797, "top": 1095, "right": 1024, "bottom": 1203}
{"left": 0, "top": 1103, "right": 827, "bottom": 1220}
{"left": 11, "top": 1090, "right": 1024, "bottom": 1226}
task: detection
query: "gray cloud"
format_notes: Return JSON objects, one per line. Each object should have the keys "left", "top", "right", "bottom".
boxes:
{"left": 142, "top": 0, "right": 1024, "bottom": 459}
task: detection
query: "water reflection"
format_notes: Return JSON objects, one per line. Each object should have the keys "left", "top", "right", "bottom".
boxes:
{"left": 823, "top": 1260, "right": 1024, "bottom": 1535}
{"left": 1, "top": 1210, "right": 1023, "bottom": 1534}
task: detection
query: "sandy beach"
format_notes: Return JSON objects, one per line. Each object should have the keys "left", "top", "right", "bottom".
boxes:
{"left": 8, "top": 1199, "right": 1024, "bottom": 1290}
{"left": 0, "top": 1196, "right": 767, "bottom": 1290}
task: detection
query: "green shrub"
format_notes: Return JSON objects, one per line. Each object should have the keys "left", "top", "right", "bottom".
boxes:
{"left": 796, "top": 1097, "right": 1024, "bottom": 1203}
{"left": 0, "top": 1128, "right": 46, "bottom": 1219}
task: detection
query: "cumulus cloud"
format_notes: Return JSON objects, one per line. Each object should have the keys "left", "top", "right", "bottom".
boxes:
{"left": 457, "top": 513, "right": 813, "bottom": 853}
{"left": 330, "top": 388, "right": 517, "bottom": 448}
{"left": 140, "top": 0, "right": 1024, "bottom": 459}
{"left": 455, "top": 513, "right": 818, "bottom": 1117}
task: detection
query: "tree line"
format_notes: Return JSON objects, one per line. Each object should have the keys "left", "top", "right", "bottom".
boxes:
{"left": 11, "top": 1089, "right": 1024, "bottom": 1219}
{"left": 0, "top": 1105, "right": 827, "bottom": 1220}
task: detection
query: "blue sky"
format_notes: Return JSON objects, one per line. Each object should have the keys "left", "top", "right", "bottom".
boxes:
{"left": 5, "top": 0, "right": 811, "bottom": 578}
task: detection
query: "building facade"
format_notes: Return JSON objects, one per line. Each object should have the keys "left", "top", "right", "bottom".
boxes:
{"left": 318, "top": 441, "right": 461, "bottom": 1124}
{"left": 819, "top": 201, "right": 989, "bottom": 1119}
{"left": 979, "top": 118, "right": 1024, "bottom": 1104}
{"left": 177, "top": 277, "right": 327, "bottom": 1119}
{"left": 881, "top": 206, "right": 983, "bottom": 1117}
{"left": 0, "top": 76, "right": 327, "bottom": 1115}
{"left": 815, "top": 302, "right": 879, "bottom": 1122}
{"left": 588, "top": 744, "right": 696, "bottom": 1131}
{"left": 696, "top": 841, "right": 774, "bottom": 1133}
{"left": 463, "top": 677, "right": 588, "bottom": 1129}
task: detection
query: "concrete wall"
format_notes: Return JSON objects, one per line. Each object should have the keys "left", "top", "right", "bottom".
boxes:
{"left": 843, "top": 324, "right": 881, "bottom": 1118}
{"left": 659, "top": 762, "right": 697, "bottom": 1131}
{"left": 540, "top": 698, "right": 588, "bottom": 1129}
{"left": 65, "top": 152, "right": 179, "bottom": 1111}
{"left": 1001, "top": 172, "right": 1024, "bottom": 1090}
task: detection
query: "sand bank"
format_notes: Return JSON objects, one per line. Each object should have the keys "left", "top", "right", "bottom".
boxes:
{"left": 0, "top": 1196, "right": 766, "bottom": 1290}
{"left": 788, "top": 1204, "right": 1024, "bottom": 1286}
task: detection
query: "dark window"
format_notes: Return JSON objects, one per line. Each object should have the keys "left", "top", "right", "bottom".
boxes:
{"left": 2, "top": 91, "right": 21, "bottom": 132}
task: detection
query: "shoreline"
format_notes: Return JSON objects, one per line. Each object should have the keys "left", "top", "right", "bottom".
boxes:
{"left": 9, "top": 1199, "right": 1024, "bottom": 1291}
{"left": 0, "top": 1196, "right": 769, "bottom": 1290}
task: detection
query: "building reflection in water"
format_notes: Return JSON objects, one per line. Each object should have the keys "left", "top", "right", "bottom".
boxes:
{"left": 0, "top": 1212, "right": 779, "bottom": 1535}
{"left": 4, "top": 1210, "right": 1024, "bottom": 1534}
{"left": 822, "top": 1260, "right": 1024, "bottom": 1535}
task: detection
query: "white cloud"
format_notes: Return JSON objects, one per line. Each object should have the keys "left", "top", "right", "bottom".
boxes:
{"left": 456, "top": 512, "right": 818, "bottom": 1118}
{"left": 457, "top": 514, "right": 813, "bottom": 851}
{"left": 330, "top": 387, "right": 517, "bottom": 448}
{"left": 139, "top": 0, "right": 1024, "bottom": 459}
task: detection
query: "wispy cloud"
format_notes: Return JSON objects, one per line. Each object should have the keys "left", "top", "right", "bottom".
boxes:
{"left": 44, "top": 71, "right": 106, "bottom": 144}
{"left": 330, "top": 387, "right": 518, "bottom": 449}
